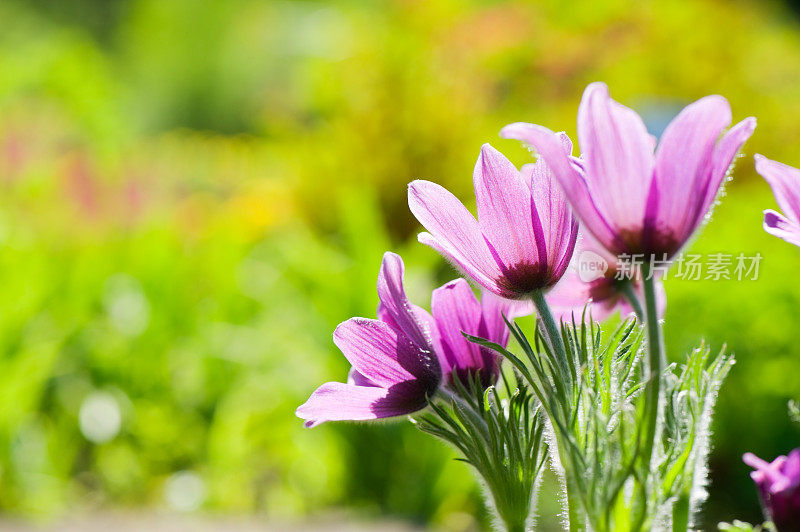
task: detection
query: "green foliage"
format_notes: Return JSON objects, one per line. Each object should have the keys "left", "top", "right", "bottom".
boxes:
{"left": 470, "top": 314, "right": 733, "bottom": 531}
{"left": 2, "top": 0, "right": 800, "bottom": 528}
{"left": 788, "top": 400, "right": 800, "bottom": 426}
{"left": 658, "top": 346, "right": 734, "bottom": 530}
{"left": 416, "top": 376, "right": 547, "bottom": 532}
{"left": 718, "top": 520, "right": 776, "bottom": 532}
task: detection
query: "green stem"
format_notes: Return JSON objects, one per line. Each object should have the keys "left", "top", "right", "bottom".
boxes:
{"left": 618, "top": 280, "right": 645, "bottom": 322}
{"left": 671, "top": 492, "right": 690, "bottom": 532}
{"left": 640, "top": 261, "right": 664, "bottom": 471}
{"left": 564, "top": 470, "right": 585, "bottom": 531}
{"left": 531, "top": 292, "right": 584, "bottom": 530}
{"left": 504, "top": 520, "right": 526, "bottom": 532}
{"left": 530, "top": 290, "right": 571, "bottom": 385}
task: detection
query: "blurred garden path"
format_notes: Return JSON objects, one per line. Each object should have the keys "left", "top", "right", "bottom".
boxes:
{"left": 0, "top": 514, "right": 423, "bottom": 531}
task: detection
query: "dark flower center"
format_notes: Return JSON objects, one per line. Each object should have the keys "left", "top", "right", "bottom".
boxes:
{"left": 495, "top": 261, "right": 554, "bottom": 297}
{"left": 616, "top": 227, "right": 682, "bottom": 259}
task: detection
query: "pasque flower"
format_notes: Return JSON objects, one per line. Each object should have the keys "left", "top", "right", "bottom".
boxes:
{"left": 297, "top": 252, "right": 441, "bottom": 427}
{"left": 297, "top": 252, "right": 523, "bottom": 427}
{"left": 408, "top": 142, "right": 579, "bottom": 299}
{"left": 755, "top": 154, "right": 800, "bottom": 247}
{"left": 744, "top": 449, "right": 800, "bottom": 531}
{"left": 501, "top": 82, "right": 756, "bottom": 261}
{"left": 431, "top": 278, "right": 526, "bottom": 388}
{"left": 547, "top": 234, "right": 666, "bottom": 321}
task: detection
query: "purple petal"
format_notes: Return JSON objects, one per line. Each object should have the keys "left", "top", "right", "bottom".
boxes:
{"left": 522, "top": 138, "right": 580, "bottom": 283}
{"left": 578, "top": 82, "right": 655, "bottom": 234}
{"left": 476, "top": 291, "right": 524, "bottom": 377}
{"left": 705, "top": 117, "right": 756, "bottom": 214}
{"left": 648, "top": 95, "right": 733, "bottom": 245}
{"left": 784, "top": 449, "right": 800, "bottom": 482}
{"left": 500, "top": 122, "right": 622, "bottom": 255}
{"left": 743, "top": 452, "right": 772, "bottom": 475}
{"left": 756, "top": 153, "right": 800, "bottom": 224}
{"left": 431, "top": 279, "right": 483, "bottom": 375}
{"left": 376, "top": 302, "right": 400, "bottom": 331}
{"left": 546, "top": 271, "right": 600, "bottom": 321}
{"left": 376, "top": 252, "right": 434, "bottom": 349}
{"left": 479, "top": 291, "right": 531, "bottom": 343}
{"left": 333, "top": 318, "right": 437, "bottom": 389}
{"left": 377, "top": 301, "right": 428, "bottom": 332}
{"left": 378, "top": 300, "right": 441, "bottom": 363}
{"left": 473, "top": 144, "right": 539, "bottom": 272}
{"left": 408, "top": 180, "right": 506, "bottom": 295}
{"left": 764, "top": 209, "right": 800, "bottom": 247}
{"left": 546, "top": 231, "right": 667, "bottom": 322}
{"left": 347, "top": 367, "right": 377, "bottom": 387}
{"left": 296, "top": 382, "right": 424, "bottom": 427}
{"left": 546, "top": 272, "right": 664, "bottom": 323}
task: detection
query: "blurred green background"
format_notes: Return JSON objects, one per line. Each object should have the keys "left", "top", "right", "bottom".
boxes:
{"left": 1, "top": 0, "right": 800, "bottom": 529}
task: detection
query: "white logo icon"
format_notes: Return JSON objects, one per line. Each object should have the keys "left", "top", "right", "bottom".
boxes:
{"left": 576, "top": 250, "right": 609, "bottom": 282}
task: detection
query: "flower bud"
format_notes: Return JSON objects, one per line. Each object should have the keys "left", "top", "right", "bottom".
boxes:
{"left": 744, "top": 449, "right": 800, "bottom": 531}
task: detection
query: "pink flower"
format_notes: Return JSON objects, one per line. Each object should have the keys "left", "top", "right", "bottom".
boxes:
{"left": 546, "top": 234, "right": 666, "bottom": 322}
{"left": 431, "top": 279, "right": 528, "bottom": 388}
{"left": 297, "top": 253, "right": 525, "bottom": 427}
{"left": 754, "top": 154, "right": 800, "bottom": 247}
{"left": 502, "top": 82, "right": 756, "bottom": 261}
{"left": 744, "top": 449, "right": 800, "bottom": 530}
{"left": 408, "top": 142, "right": 579, "bottom": 299}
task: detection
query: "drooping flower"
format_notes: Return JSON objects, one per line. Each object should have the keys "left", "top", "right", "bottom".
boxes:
{"left": 754, "top": 154, "right": 800, "bottom": 247}
{"left": 743, "top": 449, "right": 800, "bottom": 530}
{"left": 501, "top": 82, "right": 756, "bottom": 261}
{"left": 408, "top": 142, "right": 579, "bottom": 299}
{"left": 297, "top": 252, "right": 441, "bottom": 427}
{"left": 547, "top": 233, "right": 666, "bottom": 321}
{"left": 297, "top": 252, "right": 525, "bottom": 427}
{"left": 431, "top": 278, "right": 527, "bottom": 388}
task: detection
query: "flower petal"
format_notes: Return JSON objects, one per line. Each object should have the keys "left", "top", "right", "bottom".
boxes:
{"left": 431, "top": 279, "right": 483, "bottom": 375}
{"left": 377, "top": 300, "right": 440, "bottom": 357}
{"left": 500, "top": 122, "right": 622, "bottom": 255}
{"left": 416, "top": 233, "right": 510, "bottom": 298}
{"left": 546, "top": 230, "right": 667, "bottom": 322}
{"left": 755, "top": 153, "right": 800, "bottom": 224}
{"left": 764, "top": 209, "right": 800, "bottom": 247}
{"left": 473, "top": 144, "right": 539, "bottom": 271}
{"left": 376, "top": 252, "right": 434, "bottom": 349}
{"left": 333, "top": 318, "right": 436, "bottom": 389}
{"left": 522, "top": 138, "right": 580, "bottom": 283}
{"left": 648, "top": 95, "right": 734, "bottom": 245}
{"left": 347, "top": 368, "right": 377, "bottom": 387}
{"left": 705, "top": 117, "right": 756, "bottom": 213}
{"left": 479, "top": 291, "right": 531, "bottom": 344}
{"left": 546, "top": 271, "right": 597, "bottom": 321}
{"left": 578, "top": 82, "right": 655, "bottom": 233}
{"left": 409, "top": 180, "right": 505, "bottom": 293}
{"left": 296, "top": 382, "right": 424, "bottom": 427}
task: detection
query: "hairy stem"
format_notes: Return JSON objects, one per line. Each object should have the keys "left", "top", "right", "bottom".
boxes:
{"left": 504, "top": 519, "right": 526, "bottom": 532}
{"left": 641, "top": 261, "right": 664, "bottom": 471}
{"left": 671, "top": 492, "right": 690, "bottom": 532}
{"left": 531, "top": 290, "right": 571, "bottom": 386}
{"left": 531, "top": 292, "right": 585, "bottom": 530}
{"left": 618, "top": 280, "right": 645, "bottom": 322}
{"left": 564, "top": 470, "right": 585, "bottom": 532}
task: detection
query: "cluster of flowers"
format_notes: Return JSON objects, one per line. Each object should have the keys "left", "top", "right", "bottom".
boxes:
{"left": 296, "top": 82, "right": 800, "bottom": 530}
